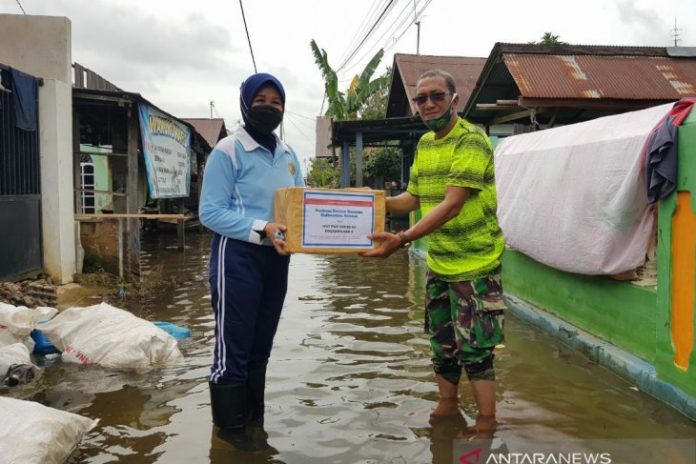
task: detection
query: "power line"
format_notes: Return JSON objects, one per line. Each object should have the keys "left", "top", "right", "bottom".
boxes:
{"left": 14, "top": 0, "right": 26, "bottom": 14}
{"left": 284, "top": 113, "right": 311, "bottom": 141}
{"left": 384, "top": 0, "right": 433, "bottom": 53}
{"left": 285, "top": 110, "right": 316, "bottom": 121}
{"left": 341, "top": 0, "right": 414, "bottom": 75}
{"left": 340, "top": 0, "right": 432, "bottom": 77}
{"left": 338, "top": 0, "right": 388, "bottom": 66}
{"left": 338, "top": 0, "right": 432, "bottom": 79}
{"left": 337, "top": 0, "right": 398, "bottom": 73}
{"left": 238, "top": 0, "right": 257, "bottom": 72}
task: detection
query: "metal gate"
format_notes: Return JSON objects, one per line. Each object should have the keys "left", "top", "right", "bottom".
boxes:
{"left": 0, "top": 65, "right": 42, "bottom": 281}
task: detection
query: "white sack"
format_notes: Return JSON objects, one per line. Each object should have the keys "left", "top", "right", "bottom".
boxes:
{"left": 0, "top": 328, "right": 30, "bottom": 350}
{"left": 0, "top": 396, "right": 97, "bottom": 464}
{"left": 0, "top": 303, "right": 57, "bottom": 339}
{"left": 39, "top": 302, "right": 184, "bottom": 371}
{"left": 0, "top": 342, "right": 31, "bottom": 366}
{"left": 494, "top": 103, "right": 673, "bottom": 275}
{"left": 0, "top": 303, "right": 55, "bottom": 351}
{"left": 0, "top": 343, "right": 40, "bottom": 387}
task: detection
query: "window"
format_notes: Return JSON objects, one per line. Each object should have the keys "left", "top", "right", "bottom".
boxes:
{"left": 80, "top": 162, "right": 95, "bottom": 213}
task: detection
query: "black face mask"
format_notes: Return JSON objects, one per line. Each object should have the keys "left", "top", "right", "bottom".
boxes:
{"left": 246, "top": 105, "right": 283, "bottom": 135}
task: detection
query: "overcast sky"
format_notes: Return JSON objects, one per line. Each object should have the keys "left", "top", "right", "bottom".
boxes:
{"left": 2, "top": 0, "right": 695, "bottom": 173}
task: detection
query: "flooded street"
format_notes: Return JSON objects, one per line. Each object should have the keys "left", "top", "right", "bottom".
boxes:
{"left": 10, "top": 232, "right": 696, "bottom": 463}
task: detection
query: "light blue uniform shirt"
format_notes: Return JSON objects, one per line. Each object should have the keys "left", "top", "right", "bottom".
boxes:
{"left": 199, "top": 127, "right": 304, "bottom": 244}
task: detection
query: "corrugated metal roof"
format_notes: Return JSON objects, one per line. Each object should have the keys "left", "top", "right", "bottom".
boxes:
{"left": 182, "top": 118, "right": 227, "bottom": 148}
{"left": 504, "top": 54, "right": 696, "bottom": 100}
{"left": 389, "top": 54, "right": 486, "bottom": 116}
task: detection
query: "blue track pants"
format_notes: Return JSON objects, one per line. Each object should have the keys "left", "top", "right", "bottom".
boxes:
{"left": 208, "top": 234, "right": 290, "bottom": 383}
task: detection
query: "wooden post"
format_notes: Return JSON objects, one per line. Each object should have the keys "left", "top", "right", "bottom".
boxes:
{"left": 118, "top": 218, "right": 124, "bottom": 280}
{"left": 355, "top": 131, "right": 363, "bottom": 187}
{"left": 126, "top": 106, "right": 141, "bottom": 280}
{"left": 177, "top": 198, "right": 185, "bottom": 251}
{"left": 340, "top": 141, "right": 350, "bottom": 188}
{"left": 72, "top": 109, "right": 82, "bottom": 214}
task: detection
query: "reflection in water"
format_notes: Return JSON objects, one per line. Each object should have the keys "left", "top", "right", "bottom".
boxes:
{"left": 3, "top": 232, "right": 693, "bottom": 464}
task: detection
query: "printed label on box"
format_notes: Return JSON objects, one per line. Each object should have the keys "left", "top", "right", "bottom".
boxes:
{"left": 302, "top": 191, "right": 375, "bottom": 248}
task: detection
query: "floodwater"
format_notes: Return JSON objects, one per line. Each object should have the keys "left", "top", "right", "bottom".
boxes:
{"left": 9, "top": 232, "right": 696, "bottom": 463}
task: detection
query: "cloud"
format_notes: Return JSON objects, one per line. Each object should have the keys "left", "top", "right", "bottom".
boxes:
{"left": 615, "top": 0, "right": 672, "bottom": 45}
{"left": 26, "top": 0, "right": 242, "bottom": 91}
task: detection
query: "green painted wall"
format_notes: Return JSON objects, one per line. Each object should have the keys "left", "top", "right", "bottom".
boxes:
{"left": 655, "top": 108, "right": 696, "bottom": 394}
{"left": 502, "top": 250, "right": 657, "bottom": 363}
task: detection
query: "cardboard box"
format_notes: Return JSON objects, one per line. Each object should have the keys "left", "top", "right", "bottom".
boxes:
{"left": 274, "top": 187, "right": 385, "bottom": 254}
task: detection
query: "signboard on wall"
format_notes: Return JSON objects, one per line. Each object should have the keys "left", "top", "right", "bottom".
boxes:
{"left": 138, "top": 104, "right": 191, "bottom": 198}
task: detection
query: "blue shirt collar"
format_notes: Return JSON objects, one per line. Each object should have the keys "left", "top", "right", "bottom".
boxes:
{"left": 237, "top": 126, "right": 290, "bottom": 154}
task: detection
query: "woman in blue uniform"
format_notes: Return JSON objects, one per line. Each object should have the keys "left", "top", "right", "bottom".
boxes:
{"left": 199, "top": 72, "right": 304, "bottom": 432}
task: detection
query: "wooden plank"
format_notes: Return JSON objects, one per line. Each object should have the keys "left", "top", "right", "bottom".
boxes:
{"left": 492, "top": 108, "right": 548, "bottom": 125}
{"left": 74, "top": 151, "right": 129, "bottom": 158}
{"left": 74, "top": 188, "right": 127, "bottom": 197}
{"left": 74, "top": 213, "right": 188, "bottom": 220}
{"left": 518, "top": 97, "right": 658, "bottom": 110}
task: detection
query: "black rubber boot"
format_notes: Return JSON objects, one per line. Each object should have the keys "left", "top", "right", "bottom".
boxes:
{"left": 246, "top": 366, "right": 266, "bottom": 426}
{"left": 208, "top": 381, "right": 247, "bottom": 432}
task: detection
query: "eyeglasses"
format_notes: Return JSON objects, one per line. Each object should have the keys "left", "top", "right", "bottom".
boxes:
{"left": 411, "top": 91, "right": 452, "bottom": 106}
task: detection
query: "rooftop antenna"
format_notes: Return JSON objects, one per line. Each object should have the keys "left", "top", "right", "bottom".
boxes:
{"left": 671, "top": 18, "right": 682, "bottom": 47}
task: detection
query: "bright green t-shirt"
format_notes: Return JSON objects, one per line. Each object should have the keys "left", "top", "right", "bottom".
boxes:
{"left": 407, "top": 118, "right": 504, "bottom": 281}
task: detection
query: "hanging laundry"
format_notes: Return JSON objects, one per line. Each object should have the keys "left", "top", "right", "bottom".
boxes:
{"left": 10, "top": 67, "right": 38, "bottom": 131}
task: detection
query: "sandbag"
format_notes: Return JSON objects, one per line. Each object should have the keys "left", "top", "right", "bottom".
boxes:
{"left": 0, "top": 396, "right": 97, "bottom": 464}
{"left": 39, "top": 302, "right": 184, "bottom": 371}
{"left": 0, "top": 342, "right": 40, "bottom": 387}
{"left": 0, "top": 303, "right": 56, "bottom": 351}
{"left": 0, "top": 303, "right": 57, "bottom": 338}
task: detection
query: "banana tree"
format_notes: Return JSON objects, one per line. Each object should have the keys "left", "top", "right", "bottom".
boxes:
{"left": 310, "top": 39, "right": 389, "bottom": 120}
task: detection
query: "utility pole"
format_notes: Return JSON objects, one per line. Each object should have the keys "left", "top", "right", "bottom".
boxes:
{"left": 414, "top": 0, "right": 421, "bottom": 54}
{"left": 671, "top": 18, "right": 681, "bottom": 47}
{"left": 209, "top": 100, "right": 214, "bottom": 119}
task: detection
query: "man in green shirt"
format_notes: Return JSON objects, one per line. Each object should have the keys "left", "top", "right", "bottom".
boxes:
{"left": 363, "top": 69, "right": 504, "bottom": 434}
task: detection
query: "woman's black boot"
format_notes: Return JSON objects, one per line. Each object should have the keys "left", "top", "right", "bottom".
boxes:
{"left": 208, "top": 381, "right": 247, "bottom": 432}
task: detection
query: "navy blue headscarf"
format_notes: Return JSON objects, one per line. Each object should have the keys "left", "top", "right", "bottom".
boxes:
{"left": 240, "top": 73, "right": 285, "bottom": 154}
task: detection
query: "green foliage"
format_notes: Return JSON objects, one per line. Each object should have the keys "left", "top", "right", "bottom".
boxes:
{"left": 360, "top": 67, "right": 391, "bottom": 120}
{"left": 364, "top": 145, "right": 401, "bottom": 186}
{"left": 310, "top": 39, "right": 389, "bottom": 120}
{"left": 529, "top": 32, "right": 568, "bottom": 46}
{"left": 307, "top": 158, "right": 340, "bottom": 187}
{"left": 530, "top": 32, "right": 568, "bottom": 45}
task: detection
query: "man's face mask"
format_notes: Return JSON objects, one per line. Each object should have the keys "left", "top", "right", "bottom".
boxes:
{"left": 247, "top": 105, "right": 283, "bottom": 134}
{"left": 420, "top": 93, "right": 456, "bottom": 132}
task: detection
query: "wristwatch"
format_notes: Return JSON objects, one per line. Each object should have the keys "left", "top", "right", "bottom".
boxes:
{"left": 398, "top": 230, "right": 411, "bottom": 247}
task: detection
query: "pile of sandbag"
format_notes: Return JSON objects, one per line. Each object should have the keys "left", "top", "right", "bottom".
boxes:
{"left": 0, "top": 396, "right": 98, "bottom": 464}
{"left": 0, "top": 302, "right": 185, "bottom": 462}
{"left": 39, "top": 302, "right": 184, "bottom": 370}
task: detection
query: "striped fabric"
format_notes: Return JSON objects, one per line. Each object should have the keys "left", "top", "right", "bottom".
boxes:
{"left": 408, "top": 118, "right": 504, "bottom": 281}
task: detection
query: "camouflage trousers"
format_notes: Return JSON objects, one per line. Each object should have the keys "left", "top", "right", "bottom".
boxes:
{"left": 425, "top": 270, "right": 505, "bottom": 383}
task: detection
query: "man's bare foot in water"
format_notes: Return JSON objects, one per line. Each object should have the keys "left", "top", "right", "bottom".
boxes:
{"left": 429, "top": 397, "right": 461, "bottom": 421}
{"left": 458, "top": 414, "right": 498, "bottom": 438}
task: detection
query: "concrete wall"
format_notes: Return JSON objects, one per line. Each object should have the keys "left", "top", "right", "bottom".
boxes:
{"left": 0, "top": 14, "right": 75, "bottom": 283}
